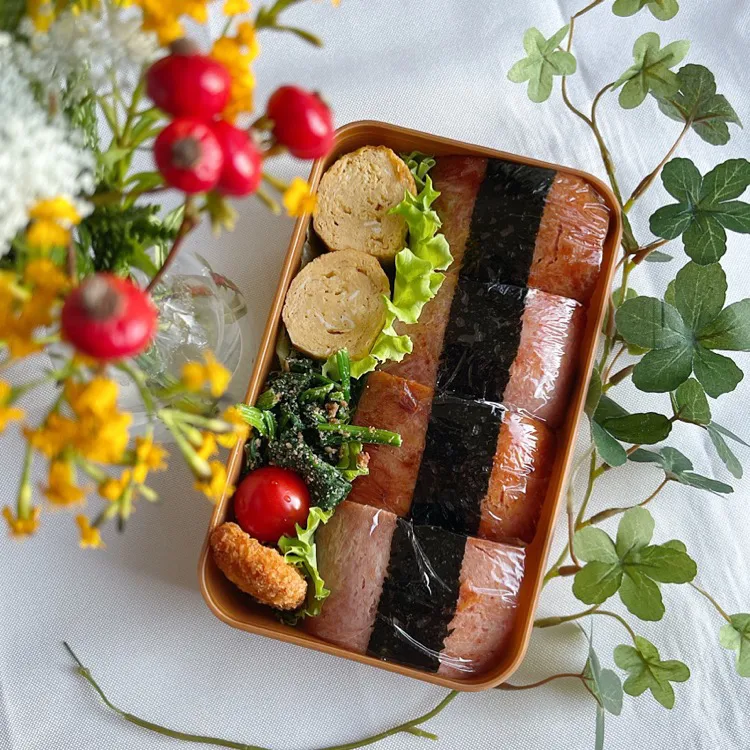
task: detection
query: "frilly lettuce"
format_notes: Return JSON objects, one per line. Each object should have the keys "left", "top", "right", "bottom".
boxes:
{"left": 278, "top": 506, "right": 333, "bottom": 621}
{"left": 351, "top": 156, "right": 452, "bottom": 379}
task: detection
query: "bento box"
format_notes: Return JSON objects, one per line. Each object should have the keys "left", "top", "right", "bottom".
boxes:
{"left": 198, "top": 121, "right": 623, "bottom": 691}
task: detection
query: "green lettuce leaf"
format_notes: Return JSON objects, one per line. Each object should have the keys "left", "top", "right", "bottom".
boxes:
{"left": 278, "top": 506, "right": 334, "bottom": 621}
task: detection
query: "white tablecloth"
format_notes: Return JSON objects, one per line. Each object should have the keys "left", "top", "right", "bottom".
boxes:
{"left": 2, "top": 2, "right": 749, "bottom": 748}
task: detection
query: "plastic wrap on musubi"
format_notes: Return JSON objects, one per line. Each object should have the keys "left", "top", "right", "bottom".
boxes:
{"left": 437, "top": 280, "right": 585, "bottom": 428}
{"left": 305, "top": 502, "right": 525, "bottom": 677}
{"left": 347, "top": 371, "right": 433, "bottom": 517}
{"left": 410, "top": 394, "right": 555, "bottom": 545}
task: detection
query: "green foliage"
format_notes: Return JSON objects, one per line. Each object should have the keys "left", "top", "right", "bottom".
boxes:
{"left": 657, "top": 65, "right": 742, "bottom": 146}
{"left": 719, "top": 614, "right": 750, "bottom": 677}
{"left": 583, "top": 630, "right": 624, "bottom": 716}
{"left": 614, "top": 636, "right": 689, "bottom": 708}
{"left": 507, "top": 26, "right": 576, "bottom": 103}
{"left": 573, "top": 508, "right": 697, "bottom": 621}
{"left": 0, "top": 0, "right": 25, "bottom": 31}
{"left": 616, "top": 262, "right": 750, "bottom": 396}
{"left": 629, "top": 447, "right": 733, "bottom": 494}
{"left": 673, "top": 378, "right": 711, "bottom": 424}
{"left": 706, "top": 422, "right": 745, "bottom": 479}
{"left": 613, "top": 33, "right": 689, "bottom": 109}
{"left": 612, "top": 0, "right": 679, "bottom": 21}
{"left": 650, "top": 158, "right": 750, "bottom": 264}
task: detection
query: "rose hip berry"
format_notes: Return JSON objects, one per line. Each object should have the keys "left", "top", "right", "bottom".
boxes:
{"left": 146, "top": 38, "right": 231, "bottom": 119}
{"left": 266, "top": 86, "right": 334, "bottom": 160}
{"left": 61, "top": 274, "right": 158, "bottom": 361}
{"left": 154, "top": 118, "right": 224, "bottom": 193}
{"left": 211, "top": 120, "right": 263, "bottom": 197}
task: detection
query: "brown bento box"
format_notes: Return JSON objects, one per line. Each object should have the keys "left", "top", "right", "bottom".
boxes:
{"left": 198, "top": 121, "right": 623, "bottom": 691}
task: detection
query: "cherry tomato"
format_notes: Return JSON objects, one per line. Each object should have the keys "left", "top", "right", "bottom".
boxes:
{"left": 211, "top": 120, "right": 263, "bottom": 197}
{"left": 266, "top": 86, "right": 334, "bottom": 160}
{"left": 154, "top": 118, "right": 224, "bottom": 193}
{"left": 233, "top": 467, "right": 310, "bottom": 542}
{"left": 61, "top": 274, "right": 158, "bottom": 360}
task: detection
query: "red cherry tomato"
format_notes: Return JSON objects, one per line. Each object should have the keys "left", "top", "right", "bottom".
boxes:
{"left": 233, "top": 467, "right": 311, "bottom": 543}
{"left": 211, "top": 120, "right": 263, "bottom": 197}
{"left": 146, "top": 41, "right": 231, "bottom": 119}
{"left": 154, "top": 118, "right": 224, "bottom": 193}
{"left": 266, "top": 86, "right": 334, "bottom": 160}
{"left": 61, "top": 274, "right": 158, "bottom": 360}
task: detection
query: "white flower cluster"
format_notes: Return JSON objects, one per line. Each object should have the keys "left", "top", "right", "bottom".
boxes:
{"left": 0, "top": 37, "right": 95, "bottom": 256}
{"left": 14, "top": 0, "right": 159, "bottom": 104}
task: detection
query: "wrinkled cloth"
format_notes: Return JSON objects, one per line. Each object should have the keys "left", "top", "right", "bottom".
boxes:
{"left": 1, "top": 1, "right": 749, "bottom": 748}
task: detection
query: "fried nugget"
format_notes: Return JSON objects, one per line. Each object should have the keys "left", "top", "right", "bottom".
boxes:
{"left": 210, "top": 522, "right": 307, "bottom": 611}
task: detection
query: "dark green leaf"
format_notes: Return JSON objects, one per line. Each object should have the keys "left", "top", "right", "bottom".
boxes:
{"left": 612, "top": 0, "right": 679, "bottom": 20}
{"left": 659, "top": 446, "right": 694, "bottom": 474}
{"left": 674, "top": 378, "right": 711, "bottom": 424}
{"left": 0, "top": 0, "right": 25, "bottom": 31}
{"left": 586, "top": 368, "right": 603, "bottom": 417}
{"left": 628, "top": 448, "right": 665, "bottom": 465}
{"left": 614, "top": 636, "right": 690, "bottom": 708}
{"left": 650, "top": 203, "right": 694, "bottom": 239}
{"left": 594, "top": 394, "right": 629, "bottom": 423}
{"left": 701, "top": 159, "right": 750, "bottom": 203}
{"left": 645, "top": 251, "right": 674, "bottom": 262}
{"left": 693, "top": 345, "right": 743, "bottom": 397}
{"left": 632, "top": 345, "right": 693, "bottom": 392}
{"left": 592, "top": 421, "right": 628, "bottom": 467}
{"left": 708, "top": 421, "right": 749, "bottom": 447}
{"left": 660, "top": 158, "right": 703, "bottom": 203}
{"left": 674, "top": 471, "right": 733, "bottom": 495}
{"left": 616, "top": 297, "right": 690, "bottom": 349}
{"left": 683, "top": 214, "right": 727, "bottom": 264}
{"left": 664, "top": 280, "right": 677, "bottom": 307}
{"left": 614, "top": 33, "right": 689, "bottom": 109}
{"left": 657, "top": 65, "right": 742, "bottom": 146}
{"left": 698, "top": 299, "right": 750, "bottom": 351}
{"left": 707, "top": 423, "right": 743, "bottom": 479}
{"left": 719, "top": 614, "right": 750, "bottom": 678}
{"left": 601, "top": 413, "right": 672, "bottom": 444}
{"left": 673, "top": 262, "right": 727, "bottom": 332}
{"left": 508, "top": 26, "right": 576, "bottom": 103}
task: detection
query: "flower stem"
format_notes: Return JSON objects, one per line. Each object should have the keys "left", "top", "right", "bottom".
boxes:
{"left": 146, "top": 198, "right": 197, "bottom": 293}
{"left": 574, "top": 450, "right": 599, "bottom": 528}
{"left": 580, "top": 478, "right": 669, "bottom": 528}
{"left": 535, "top": 605, "right": 600, "bottom": 629}
{"left": 594, "top": 610, "right": 638, "bottom": 644}
{"left": 261, "top": 171, "right": 289, "bottom": 193}
{"left": 64, "top": 642, "right": 456, "bottom": 750}
{"left": 116, "top": 361, "right": 156, "bottom": 416}
{"left": 690, "top": 582, "right": 732, "bottom": 624}
{"left": 497, "top": 672, "right": 586, "bottom": 690}
{"left": 16, "top": 441, "right": 34, "bottom": 521}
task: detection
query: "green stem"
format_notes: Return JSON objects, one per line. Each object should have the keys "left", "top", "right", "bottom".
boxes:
{"left": 574, "top": 449, "right": 599, "bottom": 528}
{"left": 316, "top": 423, "right": 402, "bottom": 446}
{"left": 498, "top": 672, "right": 586, "bottom": 690}
{"left": 64, "top": 642, "right": 456, "bottom": 750}
{"left": 535, "top": 605, "right": 600, "bottom": 629}
{"left": 159, "top": 411, "right": 211, "bottom": 478}
{"left": 690, "top": 583, "right": 732, "bottom": 624}
{"left": 255, "top": 187, "right": 282, "bottom": 215}
{"left": 16, "top": 441, "right": 34, "bottom": 521}
{"left": 145, "top": 197, "right": 196, "bottom": 293}
{"left": 605, "top": 364, "right": 634, "bottom": 390}
{"left": 594, "top": 610, "right": 638, "bottom": 644}
{"left": 261, "top": 171, "right": 290, "bottom": 193}
{"left": 92, "top": 502, "right": 119, "bottom": 530}
{"left": 116, "top": 361, "right": 156, "bottom": 416}
{"left": 580, "top": 478, "right": 669, "bottom": 528}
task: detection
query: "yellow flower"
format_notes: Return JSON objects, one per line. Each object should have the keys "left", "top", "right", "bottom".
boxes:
{"left": 43, "top": 460, "right": 85, "bottom": 506}
{"left": 65, "top": 377, "right": 119, "bottom": 420}
{"left": 26, "top": 0, "right": 55, "bottom": 31}
{"left": 26, "top": 219, "right": 70, "bottom": 251}
{"left": 181, "top": 352, "right": 231, "bottom": 397}
{"left": 29, "top": 197, "right": 81, "bottom": 224}
{"left": 135, "top": 435, "right": 168, "bottom": 470}
{"left": 26, "top": 197, "right": 82, "bottom": 251}
{"left": 24, "top": 259, "right": 69, "bottom": 295}
{"left": 2, "top": 506, "right": 41, "bottom": 537}
{"left": 224, "top": 0, "right": 250, "bottom": 14}
{"left": 196, "top": 432, "right": 218, "bottom": 461}
{"left": 0, "top": 382, "right": 24, "bottom": 432}
{"left": 25, "top": 413, "right": 78, "bottom": 457}
{"left": 76, "top": 515, "right": 105, "bottom": 549}
{"left": 132, "top": 0, "right": 210, "bottom": 45}
{"left": 235, "top": 21, "right": 257, "bottom": 51}
{"left": 75, "top": 411, "right": 132, "bottom": 463}
{"left": 283, "top": 178, "right": 318, "bottom": 217}
{"left": 194, "top": 460, "right": 232, "bottom": 503}
{"left": 216, "top": 405, "right": 250, "bottom": 448}
{"left": 98, "top": 470, "right": 131, "bottom": 502}
{"left": 210, "top": 33, "right": 259, "bottom": 122}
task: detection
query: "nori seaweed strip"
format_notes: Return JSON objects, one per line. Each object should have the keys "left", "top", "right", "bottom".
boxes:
{"left": 410, "top": 394, "right": 506, "bottom": 536}
{"left": 368, "top": 521, "right": 465, "bottom": 672}
{"left": 436, "top": 280, "right": 527, "bottom": 403}
{"left": 460, "top": 159, "right": 554, "bottom": 287}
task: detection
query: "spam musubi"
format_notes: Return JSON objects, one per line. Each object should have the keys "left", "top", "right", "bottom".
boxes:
{"left": 208, "top": 140, "right": 612, "bottom": 684}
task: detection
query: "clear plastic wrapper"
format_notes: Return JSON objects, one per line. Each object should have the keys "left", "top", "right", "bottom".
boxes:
{"left": 306, "top": 501, "right": 525, "bottom": 677}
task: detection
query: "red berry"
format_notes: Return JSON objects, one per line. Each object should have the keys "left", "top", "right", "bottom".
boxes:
{"left": 154, "top": 118, "right": 223, "bottom": 193}
{"left": 233, "top": 467, "right": 311, "bottom": 543}
{"left": 146, "top": 39, "right": 231, "bottom": 119}
{"left": 211, "top": 120, "right": 263, "bottom": 197}
{"left": 266, "top": 86, "right": 334, "bottom": 160}
{"left": 61, "top": 274, "right": 158, "bottom": 361}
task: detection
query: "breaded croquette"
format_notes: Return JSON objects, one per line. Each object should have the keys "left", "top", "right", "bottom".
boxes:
{"left": 210, "top": 522, "right": 307, "bottom": 610}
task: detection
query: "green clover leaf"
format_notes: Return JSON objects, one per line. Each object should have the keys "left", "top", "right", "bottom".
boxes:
{"left": 582, "top": 627, "right": 624, "bottom": 716}
{"left": 719, "top": 614, "right": 750, "bottom": 678}
{"left": 673, "top": 378, "right": 711, "bottom": 425}
{"left": 507, "top": 26, "right": 576, "bottom": 103}
{"left": 616, "top": 261, "right": 750, "bottom": 396}
{"left": 629, "top": 446, "right": 734, "bottom": 494}
{"left": 573, "top": 508, "right": 697, "bottom": 620}
{"left": 705, "top": 421, "right": 747, "bottom": 479}
{"left": 650, "top": 158, "right": 750, "bottom": 263}
{"left": 614, "top": 636, "right": 690, "bottom": 708}
{"left": 613, "top": 33, "right": 690, "bottom": 109}
{"left": 612, "top": 0, "right": 679, "bottom": 21}
{"left": 657, "top": 65, "right": 742, "bottom": 146}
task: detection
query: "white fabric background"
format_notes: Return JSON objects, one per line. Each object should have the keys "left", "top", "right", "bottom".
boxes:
{"left": 2, "top": 1, "right": 749, "bottom": 748}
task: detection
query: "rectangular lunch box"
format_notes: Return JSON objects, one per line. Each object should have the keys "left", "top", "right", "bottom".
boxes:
{"left": 198, "top": 121, "right": 623, "bottom": 691}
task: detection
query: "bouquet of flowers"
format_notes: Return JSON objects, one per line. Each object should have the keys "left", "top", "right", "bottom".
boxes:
{"left": 0, "top": 0, "right": 335, "bottom": 548}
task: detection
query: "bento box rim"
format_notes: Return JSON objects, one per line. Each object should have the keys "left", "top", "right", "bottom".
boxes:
{"left": 198, "top": 119, "right": 624, "bottom": 692}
